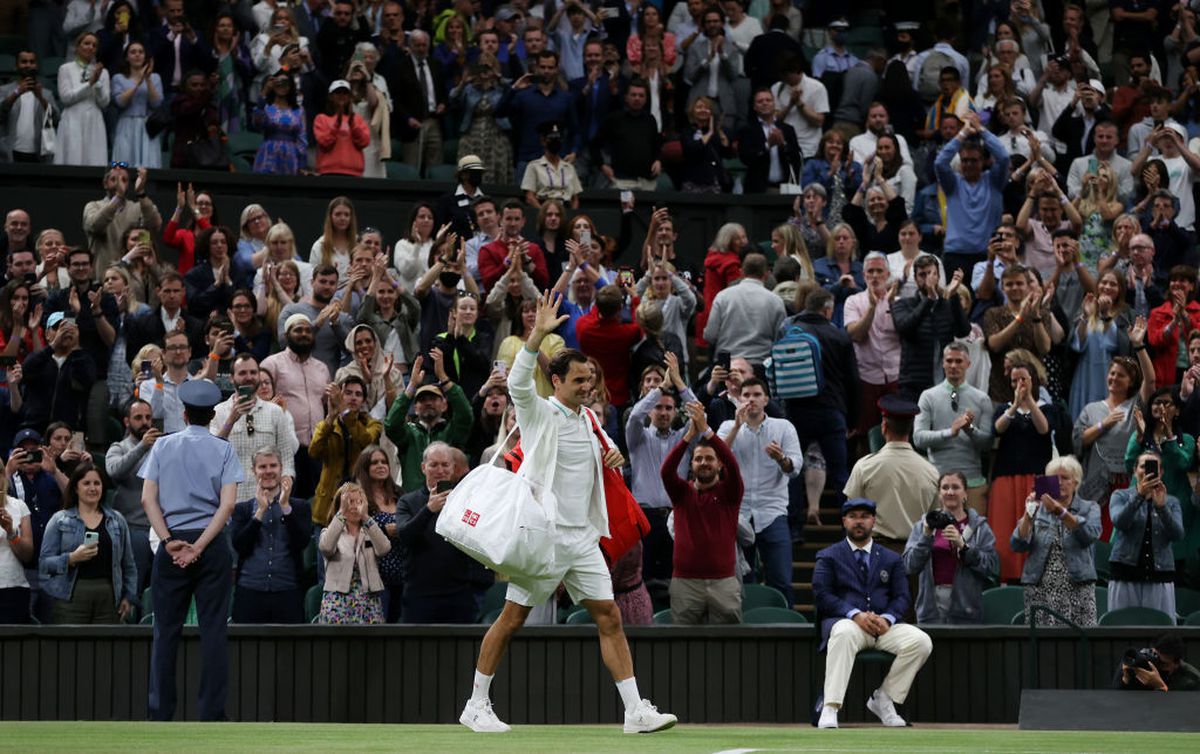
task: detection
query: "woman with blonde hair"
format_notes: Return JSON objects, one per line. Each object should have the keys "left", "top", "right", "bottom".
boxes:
{"left": 1074, "top": 165, "right": 1125, "bottom": 273}
{"left": 813, "top": 223, "right": 864, "bottom": 327}
{"left": 55, "top": 31, "right": 110, "bottom": 166}
{"left": 695, "top": 222, "right": 748, "bottom": 346}
{"left": 255, "top": 221, "right": 313, "bottom": 297}
{"left": 102, "top": 263, "right": 152, "bottom": 409}
{"left": 318, "top": 481, "right": 391, "bottom": 625}
{"left": 770, "top": 223, "right": 814, "bottom": 282}
{"left": 237, "top": 203, "right": 272, "bottom": 276}
{"left": 260, "top": 259, "right": 302, "bottom": 340}
{"left": 310, "top": 196, "right": 358, "bottom": 276}
{"left": 974, "top": 63, "right": 1018, "bottom": 123}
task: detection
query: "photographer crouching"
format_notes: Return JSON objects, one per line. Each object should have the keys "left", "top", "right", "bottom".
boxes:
{"left": 1115, "top": 634, "right": 1200, "bottom": 692}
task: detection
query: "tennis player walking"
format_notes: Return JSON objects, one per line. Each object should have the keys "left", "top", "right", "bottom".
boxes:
{"left": 460, "top": 291, "right": 677, "bottom": 734}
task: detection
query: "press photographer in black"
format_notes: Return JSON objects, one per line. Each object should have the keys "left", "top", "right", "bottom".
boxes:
{"left": 1115, "top": 634, "right": 1200, "bottom": 692}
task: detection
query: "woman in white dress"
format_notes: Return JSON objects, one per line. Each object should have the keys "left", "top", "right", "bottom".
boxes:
{"left": 250, "top": 6, "right": 313, "bottom": 93}
{"left": 110, "top": 40, "right": 163, "bottom": 168}
{"left": 55, "top": 31, "right": 110, "bottom": 167}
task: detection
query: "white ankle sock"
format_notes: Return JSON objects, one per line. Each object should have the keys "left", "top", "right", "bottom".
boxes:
{"left": 616, "top": 677, "right": 640, "bottom": 712}
{"left": 471, "top": 671, "right": 493, "bottom": 703}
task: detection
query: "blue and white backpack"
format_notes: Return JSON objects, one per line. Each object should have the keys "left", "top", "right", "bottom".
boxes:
{"left": 764, "top": 322, "right": 823, "bottom": 399}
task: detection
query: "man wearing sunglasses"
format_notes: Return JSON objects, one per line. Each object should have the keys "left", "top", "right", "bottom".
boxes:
{"left": 912, "top": 341, "right": 994, "bottom": 515}
{"left": 82, "top": 164, "right": 162, "bottom": 273}
{"left": 212, "top": 353, "right": 299, "bottom": 502}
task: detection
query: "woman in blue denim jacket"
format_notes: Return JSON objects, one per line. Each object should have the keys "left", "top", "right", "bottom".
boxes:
{"left": 1107, "top": 451, "right": 1185, "bottom": 617}
{"left": 450, "top": 56, "right": 513, "bottom": 185}
{"left": 38, "top": 467, "right": 137, "bottom": 624}
{"left": 1011, "top": 455, "right": 1103, "bottom": 627}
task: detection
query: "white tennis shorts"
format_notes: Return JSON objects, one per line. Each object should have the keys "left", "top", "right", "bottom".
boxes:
{"left": 505, "top": 525, "right": 614, "bottom": 606}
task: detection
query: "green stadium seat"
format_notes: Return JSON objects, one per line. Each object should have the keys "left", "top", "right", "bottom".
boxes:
{"left": 386, "top": 160, "right": 420, "bottom": 181}
{"left": 226, "top": 130, "right": 262, "bottom": 158}
{"left": 427, "top": 164, "right": 457, "bottom": 182}
{"left": 655, "top": 173, "right": 675, "bottom": 191}
{"left": 230, "top": 154, "right": 253, "bottom": 173}
{"left": 1093, "top": 539, "right": 1111, "bottom": 583}
{"left": 981, "top": 585, "right": 1025, "bottom": 625}
{"left": 0, "top": 36, "right": 24, "bottom": 55}
{"left": 1184, "top": 609, "right": 1200, "bottom": 626}
{"left": 867, "top": 425, "right": 884, "bottom": 453}
{"left": 0, "top": 55, "right": 16, "bottom": 77}
{"left": 39, "top": 56, "right": 65, "bottom": 76}
{"left": 743, "top": 606, "right": 808, "bottom": 624}
{"left": 479, "top": 581, "right": 508, "bottom": 621}
{"left": 1095, "top": 585, "right": 1109, "bottom": 619}
{"left": 1097, "top": 606, "right": 1175, "bottom": 627}
{"left": 856, "top": 649, "right": 895, "bottom": 665}
{"left": 480, "top": 608, "right": 502, "bottom": 624}
{"left": 301, "top": 538, "right": 318, "bottom": 581}
{"left": 565, "top": 608, "right": 595, "bottom": 625}
{"left": 1174, "top": 587, "right": 1200, "bottom": 622}
{"left": 304, "top": 584, "right": 323, "bottom": 623}
{"left": 742, "top": 583, "right": 788, "bottom": 611}
{"left": 652, "top": 609, "right": 673, "bottom": 624}
{"left": 1011, "top": 610, "right": 1025, "bottom": 625}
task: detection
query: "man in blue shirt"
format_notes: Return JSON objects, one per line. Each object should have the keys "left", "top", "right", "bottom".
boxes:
{"left": 230, "top": 447, "right": 311, "bottom": 624}
{"left": 140, "top": 380, "right": 244, "bottom": 722}
{"left": 498, "top": 49, "right": 579, "bottom": 181}
{"left": 935, "top": 113, "right": 1009, "bottom": 280}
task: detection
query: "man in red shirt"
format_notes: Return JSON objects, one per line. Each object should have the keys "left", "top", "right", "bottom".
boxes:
{"left": 477, "top": 199, "right": 550, "bottom": 291}
{"left": 661, "top": 401, "right": 744, "bottom": 624}
{"left": 576, "top": 283, "right": 641, "bottom": 407}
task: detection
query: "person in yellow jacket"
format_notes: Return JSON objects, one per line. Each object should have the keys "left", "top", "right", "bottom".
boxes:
{"left": 308, "top": 375, "right": 383, "bottom": 525}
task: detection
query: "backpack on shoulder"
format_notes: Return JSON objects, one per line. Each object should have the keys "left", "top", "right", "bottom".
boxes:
{"left": 917, "top": 50, "right": 955, "bottom": 103}
{"left": 764, "top": 321, "right": 823, "bottom": 399}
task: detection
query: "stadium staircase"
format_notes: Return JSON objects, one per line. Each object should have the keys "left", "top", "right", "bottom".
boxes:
{"left": 791, "top": 489, "right": 847, "bottom": 619}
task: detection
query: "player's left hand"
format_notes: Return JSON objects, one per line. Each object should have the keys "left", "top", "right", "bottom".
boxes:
{"left": 603, "top": 448, "right": 624, "bottom": 469}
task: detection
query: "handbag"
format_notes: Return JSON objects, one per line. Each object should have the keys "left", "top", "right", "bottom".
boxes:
{"left": 779, "top": 164, "right": 804, "bottom": 195}
{"left": 185, "top": 135, "right": 231, "bottom": 171}
{"left": 436, "top": 428, "right": 558, "bottom": 581}
{"left": 145, "top": 102, "right": 173, "bottom": 138}
{"left": 39, "top": 106, "right": 56, "bottom": 158}
{"left": 583, "top": 409, "right": 651, "bottom": 566}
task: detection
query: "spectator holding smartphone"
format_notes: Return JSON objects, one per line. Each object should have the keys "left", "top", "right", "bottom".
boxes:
{"left": 0, "top": 49, "right": 58, "bottom": 163}
{"left": 1107, "top": 452, "right": 1184, "bottom": 615}
{"left": 38, "top": 466, "right": 137, "bottom": 624}
{"left": 314, "top": 79, "right": 370, "bottom": 176}
{"left": 252, "top": 70, "right": 307, "bottom": 176}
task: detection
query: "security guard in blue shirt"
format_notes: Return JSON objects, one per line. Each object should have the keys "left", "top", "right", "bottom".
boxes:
{"left": 139, "top": 380, "right": 244, "bottom": 721}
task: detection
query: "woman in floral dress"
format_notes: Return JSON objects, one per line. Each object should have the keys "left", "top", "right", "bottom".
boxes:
{"left": 318, "top": 483, "right": 391, "bottom": 625}
{"left": 252, "top": 70, "right": 306, "bottom": 175}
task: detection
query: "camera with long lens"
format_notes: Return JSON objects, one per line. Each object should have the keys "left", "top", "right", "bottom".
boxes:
{"left": 1123, "top": 647, "right": 1159, "bottom": 671}
{"left": 926, "top": 509, "right": 956, "bottom": 531}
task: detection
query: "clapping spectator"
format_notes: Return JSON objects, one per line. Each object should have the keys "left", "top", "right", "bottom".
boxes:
{"left": 310, "top": 376, "right": 384, "bottom": 527}
{"left": 679, "top": 97, "right": 732, "bottom": 193}
{"left": 55, "top": 31, "right": 111, "bottom": 167}
{"left": 0, "top": 50, "right": 59, "bottom": 163}
{"left": 354, "top": 446, "right": 404, "bottom": 622}
{"left": 799, "top": 130, "right": 862, "bottom": 222}
{"left": 21, "top": 312, "right": 97, "bottom": 435}
{"left": 314, "top": 79, "right": 370, "bottom": 176}
{"left": 110, "top": 40, "right": 163, "bottom": 168}
{"left": 0, "top": 467, "right": 35, "bottom": 623}
{"left": 317, "top": 482, "right": 391, "bottom": 624}
{"left": 577, "top": 284, "right": 643, "bottom": 409}
{"left": 210, "top": 12, "right": 255, "bottom": 134}
{"left": 38, "top": 467, "right": 136, "bottom": 624}
{"left": 812, "top": 224, "right": 864, "bottom": 328}
{"left": 683, "top": 5, "right": 743, "bottom": 134}
{"left": 252, "top": 70, "right": 308, "bottom": 175}
{"left": 184, "top": 226, "right": 237, "bottom": 321}
{"left": 843, "top": 159, "right": 907, "bottom": 253}
{"left": 0, "top": 280, "right": 46, "bottom": 362}
{"left": 736, "top": 88, "right": 803, "bottom": 194}
{"left": 153, "top": 11, "right": 215, "bottom": 96}
{"left": 170, "top": 72, "right": 225, "bottom": 170}
{"left": 694, "top": 223, "right": 747, "bottom": 348}
{"left": 935, "top": 113, "right": 1009, "bottom": 279}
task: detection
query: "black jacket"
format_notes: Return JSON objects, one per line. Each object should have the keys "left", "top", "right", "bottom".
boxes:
{"left": 183, "top": 261, "right": 235, "bottom": 321}
{"left": 230, "top": 497, "right": 313, "bottom": 582}
{"left": 779, "top": 311, "right": 859, "bottom": 427}
{"left": 390, "top": 53, "right": 447, "bottom": 140}
{"left": 20, "top": 347, "right": 97, "bottom": 434}
{"left": 593, "top": 107, "right": 662, "bottom": 181}
{"left": 315, "top": 16, "right": 373, "bottom": 81}
{"left": 395, "top": 487, "right": 493, "bottom": 597}
{"left": 1051, "top": 103, "right": 1112, "bottom": 175}
{"left": 44, "top": 282, "right": 115, "bottom": 378}
{"left": 736, "top": 118, "right": 803, "bottom": 194}
{"left": 744, "top": 30, "right": 805, "bottom": 91}
{"left": 891, "top": 293, "right": 971, "bottom": 398}
{"left": 125, "top": 306, "right": 207, "bottom": 362}
{"left": 680, "top": 125, "right": 733, "bottom": 188}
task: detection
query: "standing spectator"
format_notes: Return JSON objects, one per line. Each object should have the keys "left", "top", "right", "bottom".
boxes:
{"left": 124, "top": 272, "right": 206, "bottom": 360}
{"left": 831, "top": 51, "right": 885, "bottom": 137}
{"left": 153, "top": 10, "right": 216, "bottom": 96}
{"left": 843, "top": 396, "right": 940, "bottom": 555}
{"left": 309, "top": 376, "right": 383, "bottom": 526}
{"left": 813, "top": 497, "right": 932, "bottom": 730}
{"left": 396, "top": 441, "right": 492, "bottom": 623}
{"left": 184, "top": 226, "right": 237, "bottom": 321}
{"left": 1125, "top": 388, "right": 1194, "bottom": 536}
{"left": 594, "top": 79, "right": 663, "bottom": 191}
{"left": 717, "top": 377, "right": 802, "bottom": 605}
{"left": 662, "top": 401, "right": 744, "bottom": 624}
{"left": 625, "top": 353, "right": 696, "bottom": 595}
{"left": 5, "top": 429, "right": 66, "bottom": 625}
{"left": 843, "top": 253, "right": 900, "bottom": 444}
{"left": 21, "top": 312, "right": 97, "bottom": 435}
{"left": 1131, "top": 125, "right": 1200, "bottom": 232}
{"left": 679, "top": 96, "right": 732, "bottom": 193}
{"left": 453, "top": 56, "right": 514, "bottom": 186}
{"left": 210, "top": 12, "right": 255, "bottom": 135}
{"left": 230, "top": 447, "right": 311, "bottom": 624}
{"left": 355, "top": 445, "right": 404, "bottom": 621}
{"left": 110, "top": 41, "right": 163, "bottom": 168}
{"left": 0, "top": 50, "right": 59, "bottom": 163}
{"left": 497, "top": 49, "right": 576, "bottom": 180}
{"left": 392, "top": 30, "right": 445, "bottom": 176}
{"left": 261, "top": 314, "right": 332, "bottom": 499}
{"left": 812, "top": 223, "right": 864, "bottom": 328}
{"left": 635, "top": 260, "right": 697, "bottom": 371}
{"left": 737, "top": 88, "right": 803, "bottom": 194}
{"left": 913, "top": 342, "right": 995, "bottom": 513}
{"left": 137, "top": 329, "right": 201, "bottom": 434}
{"left": 383, "top": 354, "right": 473, "bottom": 493}
{"left": 104, "top": 398, "right": 160, "bottom": 601}
{"left": 903, "top": 471, "right": 999, "bottom": 624}
{"left": 278, "top": 265, "right": 353, "bottom": 377}
{"left": 935, "top": 115, "right": 1009, "bottom": 278}
{"left": 161, "top": 183, "right": 214, "bottom": 276}
{"left": 703, "top": 253, "right": 786, "bottom": 366}
{"left": 771, "top": 55, "right": 828, "bottom": 161}
{"left": 314, "top": 79, "right": 370, "bottom": 176}
{"left": 211, "top": 353, "right": 299, "bottom": 500}
{"left": 38, "top": 467, "right": 136, "bottom": 624}
{"left": 316, "top": 0, "right": 372, "bottom": 81}
{"left": 1012, "top": 456, "right": 1102, "bottom": 626}
{"left": 477, "top": 200, "right": 551, "bottom": 292}
{"left": 0, "top": 467, "right": 34, "bottom": 623}
{"left": 1067, "top": 121, "right": 1134, "bottom": 204}
{"left": 317, "top": 481, "right": 391, "bottom": 624}
{"left": 683, "top": 5, "right": 743, "bottom": 134}
{"left": 168, "top": 72, "right": 223, "bottom": 170}
{"left": 1147, "top": 265, "right": 1200, "bottom": 388}
{"left": 139, "top": 380, "right": 243, "bottom": 721}
{"left": 1015, "top": 178, "right": 1084, "bottom": 281}
{"left": 842, "top": 167, "right": 907, "bottom": 254}
{"left": 694, "top": 223, "right": 747, "bottom": 348}
{"left": 347, "top": 53, "right": 387, "bottom": 178}
{"left": 577, "top": 284, "right": 643, "bottom": 409}
{"left": 983, "top": 266, "right": 1053, "bottom": 403}
{"left": 55, "top": 31, "right": 110, "bottom": 167}
{"left": 1107, "top": 452, "right": 1184, "bottom": 615}
{"left": 1069, "top": 273, "right": 1135, "bottom": 419}
{"left": 252, "top": 70, "right": 308, "bottom": 175}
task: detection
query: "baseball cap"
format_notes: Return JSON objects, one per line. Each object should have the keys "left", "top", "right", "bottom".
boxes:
{"left": 328, "top": 79, "right": 351, "bottom": 93}
{"left": 13, "top": 428, "right": 43, "bottom": 447}
{"left": 841, "top": 498, "right": 877, "bottom": 516}
{"left": 414, "top": 384, "right": 444, "bottom": 400}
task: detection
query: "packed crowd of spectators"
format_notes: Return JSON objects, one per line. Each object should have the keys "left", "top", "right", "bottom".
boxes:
{"left": 3, "top": 1, "right": 1200, "bottom": 631}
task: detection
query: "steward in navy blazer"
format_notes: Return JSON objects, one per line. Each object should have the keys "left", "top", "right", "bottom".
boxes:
{"left": 812, "top": 539, "right": 911, "bottom": 650}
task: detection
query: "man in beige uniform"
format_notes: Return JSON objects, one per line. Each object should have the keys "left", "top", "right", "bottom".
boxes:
{"left": 843, "top": 395, "right": 940, "bottom": 555}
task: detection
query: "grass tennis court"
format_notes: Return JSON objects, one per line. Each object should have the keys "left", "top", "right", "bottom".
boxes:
{"left": 3, "top": 722, "right": 1198, "bottom": 753}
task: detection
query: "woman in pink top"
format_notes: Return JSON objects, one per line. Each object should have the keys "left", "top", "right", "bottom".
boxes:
{"left": 626, "top": 5, "right": 676, "bottom": 67}
{"left": 313, "top": 79, "right": 370, "bottom": 177}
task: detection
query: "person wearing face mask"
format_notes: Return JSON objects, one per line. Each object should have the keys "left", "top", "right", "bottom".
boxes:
{"left": 522, "top": 119, "right": 582, "bottom": 208}
{"left": 415, "top": 232, "right": 480, "bottom": 352}
{"left": 435, "top": 155, "right": 486, "bottom": 240}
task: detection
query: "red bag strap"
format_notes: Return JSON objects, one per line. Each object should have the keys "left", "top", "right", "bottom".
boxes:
{"left": 582, "top": 407, "right": 610, "bottom": 452}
